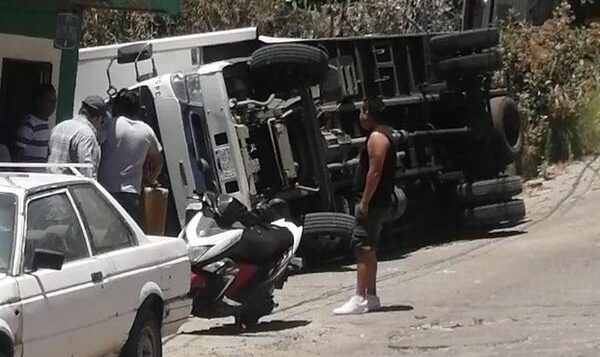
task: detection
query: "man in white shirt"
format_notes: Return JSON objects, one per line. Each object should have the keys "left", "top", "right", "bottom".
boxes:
{"left": 99, "top": 89, "right": 163, "bottom": 223}
{"left": 14, "top": 84, "right": 56, "bottom": 163}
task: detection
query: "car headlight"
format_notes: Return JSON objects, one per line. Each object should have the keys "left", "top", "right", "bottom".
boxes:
{"left": 188, "top": 245, "right": 213, "bottom": 263}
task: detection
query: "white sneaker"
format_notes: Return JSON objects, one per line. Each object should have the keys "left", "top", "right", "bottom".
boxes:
{"left": 333, "top": 295, "right": 368, "bottom": 315}
{"left": 366, "top": 294, "right": 381, "bottom": 311}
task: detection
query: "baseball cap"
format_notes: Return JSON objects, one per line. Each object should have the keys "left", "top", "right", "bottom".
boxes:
{"left": 82, "top": 95, "right": 108, "bottom": 114}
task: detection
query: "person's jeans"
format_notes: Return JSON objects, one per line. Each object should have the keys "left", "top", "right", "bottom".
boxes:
{"left": 112, "top": 192, "right": 141, "bottom": 225}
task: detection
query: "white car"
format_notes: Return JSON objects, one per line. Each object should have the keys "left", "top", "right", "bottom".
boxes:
{"left": 0, "top": 171, "right": 191, "bottom": 357}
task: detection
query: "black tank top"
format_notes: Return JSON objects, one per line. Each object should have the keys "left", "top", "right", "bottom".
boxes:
{"left": 354, "top": 125, "right": 396, "bottom": 208}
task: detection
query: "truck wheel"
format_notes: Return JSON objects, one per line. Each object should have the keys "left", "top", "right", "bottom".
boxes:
{"left": 491, "top": 96, "right": 523, "bottom": 165}
{"left": 457, "top": 176, "right": 523, "bottom": 205}
{"left": 303, "top": 212, "right": 356, "bottom": 238}
{"left": 121, "top": 309, "right": 162, "bottom": 357}
{"left": 436, "top": 51, "right": 501, "bottom": 79}
{"left": 249, "top": 44, "right": 329, "bottom": 88}
{"left": 430, "top": 28, "right": 499, "bottom": 58}
{"left": 460, "top": 199, "right": 526, "bottom": 229}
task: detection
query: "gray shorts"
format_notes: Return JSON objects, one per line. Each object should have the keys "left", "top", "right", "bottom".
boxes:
{"left": 350, "top": 204, "right": 390, "bottom": 251}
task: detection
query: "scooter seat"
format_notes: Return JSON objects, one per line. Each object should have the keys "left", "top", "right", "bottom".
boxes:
{"left": 230, "top": 225, "right": 293, "bottom": 264}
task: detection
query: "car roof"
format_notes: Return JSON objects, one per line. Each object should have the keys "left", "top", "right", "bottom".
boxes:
{"left": 0, "top": 172, "right": 89, "bottom": 193}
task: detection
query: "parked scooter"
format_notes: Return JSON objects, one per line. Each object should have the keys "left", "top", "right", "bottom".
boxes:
{"left": 180, "top": 192, "right": 302, "bottom": 329}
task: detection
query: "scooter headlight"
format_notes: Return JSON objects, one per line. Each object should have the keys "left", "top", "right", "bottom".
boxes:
{"left": 188, "top": 245, "right": 213, "bottom": 263}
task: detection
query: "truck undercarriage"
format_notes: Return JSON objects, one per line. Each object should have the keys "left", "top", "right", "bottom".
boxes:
{"left": 123, "top": 28, "right": 525, "bottom": 260}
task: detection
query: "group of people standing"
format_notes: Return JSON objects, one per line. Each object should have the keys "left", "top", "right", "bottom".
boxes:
{"left": 9, "top": 84, "right": 163, "bottom": 224}
{"left": 10, "top": 84, "right": 397, "bottom": 316}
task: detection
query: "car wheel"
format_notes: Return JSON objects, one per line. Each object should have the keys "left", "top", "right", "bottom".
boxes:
{"left": 249, "top": 44, "right": 329, "bottom": 89}
{"left": 121, "top": 309, "right": 162, "bottom": 357}
{"left": 436, "top": 51, "right": 501, "bottom": 79}
{"left": 490, "top": 96, "right": 523, "bottom": 165}
{"left": 430, "top": 28, "right": 499, "bottom": 58}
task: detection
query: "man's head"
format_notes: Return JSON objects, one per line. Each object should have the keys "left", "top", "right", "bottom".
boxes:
{"left": 32, "top": 84, "right": 57, "bottom": 120}
{"left": 111, "top": 89, "right": 141, "bottom": 119}
{"left": 79, "top": 95, "right": 108, "bottom": 130}
{"left": 359, "top": 96, "right": 385, "bottom": 131}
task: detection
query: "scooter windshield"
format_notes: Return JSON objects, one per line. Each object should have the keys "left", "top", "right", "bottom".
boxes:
{"left": 194, "top": 216, "right": 243, "bottom": 237}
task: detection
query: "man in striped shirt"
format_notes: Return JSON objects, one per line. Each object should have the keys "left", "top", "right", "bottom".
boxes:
{"left": 14, "top": 84, "right": 56, "bottom": 163}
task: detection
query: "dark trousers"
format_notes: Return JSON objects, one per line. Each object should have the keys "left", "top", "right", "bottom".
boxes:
{"left": 112, "top": 192, "right": 141, "bottom": 225}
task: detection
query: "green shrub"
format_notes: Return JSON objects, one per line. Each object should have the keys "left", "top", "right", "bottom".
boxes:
{"left": 500, "top": 1, "right": 600, "bottom": 178}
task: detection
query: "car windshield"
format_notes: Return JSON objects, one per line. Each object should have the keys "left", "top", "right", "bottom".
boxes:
{"left": 0, "top": 193, "right": 17, "bottom": 273}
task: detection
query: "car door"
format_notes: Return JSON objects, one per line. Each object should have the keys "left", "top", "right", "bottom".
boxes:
{"left": 17, "top": 189, "right": 113, "bottom": 357}
{"left": 68, "top": 184, "right": 140, "bottom": 349}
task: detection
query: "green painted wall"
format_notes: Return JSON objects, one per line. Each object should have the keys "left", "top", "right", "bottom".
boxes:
{"left": 0, "top": 7, "right": 57, "bottom": 39}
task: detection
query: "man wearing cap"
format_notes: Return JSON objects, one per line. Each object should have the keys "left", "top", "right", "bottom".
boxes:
{"left": 47, "top": 95, "right": 107, "bottom": 178}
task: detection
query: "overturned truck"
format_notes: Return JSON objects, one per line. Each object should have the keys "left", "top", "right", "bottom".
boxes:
{"left": 119, "top": 27, "right": 526, "bottom": 258}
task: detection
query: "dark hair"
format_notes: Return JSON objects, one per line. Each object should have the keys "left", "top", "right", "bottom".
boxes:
{"left": 364, "top": 96, "right": 385, "bottom": 121}
{"left": 111, "top": 88, "right": 140, "bottom": 118}
{"left": 32, "top": 83, "right": 56, "bottom": 101}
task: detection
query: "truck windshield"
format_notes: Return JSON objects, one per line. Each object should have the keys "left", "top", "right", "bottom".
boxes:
{"left": 0, "top": 193, "right": 17, "bottom": 273}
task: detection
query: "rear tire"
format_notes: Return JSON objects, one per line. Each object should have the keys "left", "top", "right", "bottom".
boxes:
{"left": 250, "top": 44, "right": 329, "bottom": 89}
{"left": 457, "top": 176, "right": 523, "bottom": 205}
{"left": 490, "top": 96, "right": 523, "bottom": 165}
{"left": 436, "top": 51, "right": 501, "bottom": 79}
{"left": 121, "top": 309, "right": 162, "bottom": 357}
{"left": 302, "top": 212, "right": 356, "bottom": 237}
{"left": 460, "top": 199, "right": 526, "bottom": 229}
{"left": 430, "top": 28, "right": 500, "bottom": 58}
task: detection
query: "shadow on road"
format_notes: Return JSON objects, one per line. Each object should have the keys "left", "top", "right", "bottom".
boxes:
{"left": 371, "top": 305, "right": 414, "bottom": 313}
{"left": 183, "top": 320, "right": 311, "bottom": 336}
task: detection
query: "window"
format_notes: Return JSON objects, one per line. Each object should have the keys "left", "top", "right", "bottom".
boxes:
{"left": 70, "top": 185, "right": 135, "bottom": 254}
{"left": 0, "top": 193, "right": 17, "bottom": 273}
{"left": 24, "top": 193, "right": 89, "bottom": 270}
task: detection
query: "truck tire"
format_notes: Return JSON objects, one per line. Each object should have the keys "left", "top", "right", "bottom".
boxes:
{"left": 457, "top": 176, "right": 523, "bottom": 205}
{"left": 491, "top": 96, "right": 523, "bottom": 165}
{"left": 303, "top": 212, "right": 356, "bottom": 237}
{"left": 249, "top": 44, "right": 329, "bottom": 87}
{"left": 436, "top": 51, "right": 501, "bottom": 79}
{"left": 430, "top": 28, "right": 499, "bottom": 58}
{"left": 460, "top": 199, "right": 526, "bottom": 229}
{"left": 121, "top": 309, "right": 162, "bottom": 357}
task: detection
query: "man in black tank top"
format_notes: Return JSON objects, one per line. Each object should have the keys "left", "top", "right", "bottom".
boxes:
{"left": 334, "top": 97, "right": 396, "bottom": 315}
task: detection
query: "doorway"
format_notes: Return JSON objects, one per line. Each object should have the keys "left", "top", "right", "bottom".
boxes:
{"left": 0, "top": 59, "right": 53, "bottom": 149}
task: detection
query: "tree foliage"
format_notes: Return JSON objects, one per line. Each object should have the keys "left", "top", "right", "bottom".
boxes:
{"left": 82, "top": 0, "right": 464, "bottom": 47}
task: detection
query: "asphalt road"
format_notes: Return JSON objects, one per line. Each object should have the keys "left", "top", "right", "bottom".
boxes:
{"left": 165, "top": 157, "right": 600, "bottom": 356}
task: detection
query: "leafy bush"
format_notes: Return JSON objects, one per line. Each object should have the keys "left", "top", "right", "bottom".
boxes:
{"left": 500, "top": 1, "right": 600, "bottom": 178}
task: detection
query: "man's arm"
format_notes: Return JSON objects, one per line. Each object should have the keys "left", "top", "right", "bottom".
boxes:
{"left": 360, "top": 132, "right": 390, "bottom": 214}
{"left": 143, "top": 128, "right": 164, "bottom": 184}
{"left": 12, "top": 124, "right": 32, "bottom": 162}
{"left": 75, "top": 134, "right": 99, "bottom": 178}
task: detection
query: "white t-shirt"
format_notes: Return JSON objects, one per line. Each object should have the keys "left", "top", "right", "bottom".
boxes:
{"left": 98, "top": 116, "right": 162, "bottom": 194}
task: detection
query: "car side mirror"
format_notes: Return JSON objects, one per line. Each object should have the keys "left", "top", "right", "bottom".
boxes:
{"left": 32, "top": 249, "right": 64, "bottom": 271}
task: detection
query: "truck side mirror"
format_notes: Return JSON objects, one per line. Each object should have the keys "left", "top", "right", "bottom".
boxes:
{"left": 117, "top": 43, "right": 153, "bottom": 64}
{"left": 32, "top": 249, "right": 64, "bottom": 271}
